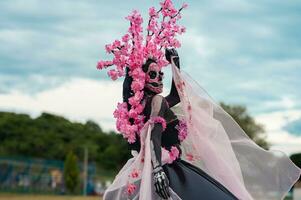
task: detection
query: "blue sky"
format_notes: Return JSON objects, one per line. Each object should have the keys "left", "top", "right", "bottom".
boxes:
{"left": 0, "top": 0, "right": 301, "bottom": 154}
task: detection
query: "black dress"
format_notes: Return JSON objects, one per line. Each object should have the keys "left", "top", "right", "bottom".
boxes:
{"left": 128, "top": 96, "right": 239, "bottom": 200}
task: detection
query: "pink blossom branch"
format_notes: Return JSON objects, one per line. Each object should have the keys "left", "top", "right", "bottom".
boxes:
{"left": 97, "top": 0, "right": 187, "bottom": 143}
{"left": 171, "top": 6, "right": 185, "bottom": 19}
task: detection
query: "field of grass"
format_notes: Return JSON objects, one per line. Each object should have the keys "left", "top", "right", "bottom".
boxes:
{"left": 0, "top": 194, "right": 102, "bottom": 200}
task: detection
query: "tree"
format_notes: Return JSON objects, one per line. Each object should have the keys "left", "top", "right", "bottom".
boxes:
{"left": 97, "top": 132, "right": 131, "bottom": 170}
{"left": 220, "top": 102, "right": 270, "bottom": 150}
{"left": 63, "top": 151, "right": 80, "bottom": 193}
{"left": 290, "top": 153, "right": 301, "bottom": 181}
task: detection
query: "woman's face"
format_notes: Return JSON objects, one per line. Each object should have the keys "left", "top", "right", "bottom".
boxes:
{"left": 145, "top": 62, "right": 164, "bottom": 94}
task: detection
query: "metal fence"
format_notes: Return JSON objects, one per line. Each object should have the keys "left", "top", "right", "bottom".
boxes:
{"left": 0, "top": 156, "right": 96, "bottom": 194}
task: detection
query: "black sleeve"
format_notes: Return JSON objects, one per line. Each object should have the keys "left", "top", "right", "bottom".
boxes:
{"left": 149, "top": 95, "right": 168, "bottom": 168}
{"left": 165, "top": 57, "right": 180, "bottom": 108}
{"left": 165, "top": 79, "right": 180, "bottom": 108}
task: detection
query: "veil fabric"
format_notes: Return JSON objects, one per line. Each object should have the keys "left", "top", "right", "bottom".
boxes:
{"left": 103, "top": 64, "right": 301, "bottom": 200}
{"left": 103, "top": 120, "right": 182, "bottom": 200}
{"left": 170, "top": 63, "right": 301, "bottom": 200}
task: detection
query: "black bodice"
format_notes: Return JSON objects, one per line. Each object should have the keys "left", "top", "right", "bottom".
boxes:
{"left": 161, "top": 118, "right": 181, "bottom": 151}
{"left": 128, "top": 97, "right": 180, "bottom": 152}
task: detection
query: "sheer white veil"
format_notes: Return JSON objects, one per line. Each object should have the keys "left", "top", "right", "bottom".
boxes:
{"left": 170, "top": 63, "right": 301, "bottom": 200}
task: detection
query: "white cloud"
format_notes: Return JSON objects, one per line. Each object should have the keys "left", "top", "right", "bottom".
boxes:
{"left": 180, "top": 30, "right": 216, "bottom": 58}
{"left": 0, "top": 77, "right": 170, "bottom": 132}
{"left": 0, "top": 78, "right": 122, "bottom": 131}
{"left": 255, "top": 109, "right": 301, "bottom": 155}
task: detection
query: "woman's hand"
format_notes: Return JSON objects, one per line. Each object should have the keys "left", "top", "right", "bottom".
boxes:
{"left": 153, "top": 166, "right": 170, "bottom": 199}
{"left": 165, "top": 48, "right": 180, "bottom": 69}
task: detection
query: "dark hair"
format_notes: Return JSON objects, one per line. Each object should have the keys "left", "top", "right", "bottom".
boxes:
{"left": 142, "top": 58, "right": 157, "bottom": 73}
{"left": 122, "top": 59, "right": 156, "bottom": 150}
{"left": 123, "top": 58, "right": 157, "bottom": 108}
{"left": 122, "top": 67, "right": 133, "bottom": 110}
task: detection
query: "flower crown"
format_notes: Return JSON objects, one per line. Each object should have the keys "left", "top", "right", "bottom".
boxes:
{"left": 97, "top": 0, "right": 187, "bottom": 143}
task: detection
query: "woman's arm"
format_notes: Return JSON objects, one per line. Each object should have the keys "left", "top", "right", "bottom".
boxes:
{"left": 165, "top": 48, "right": 180, "bottom": 108}
{"left": 149, "top": 95, "right": 170, "bottom": 199}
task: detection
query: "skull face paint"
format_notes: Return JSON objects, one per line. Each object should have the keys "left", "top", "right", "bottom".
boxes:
{"left": 145, "top": 62, "right": 164, "bottom": 94}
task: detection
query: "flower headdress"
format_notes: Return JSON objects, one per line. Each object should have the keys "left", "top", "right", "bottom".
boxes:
{"left": 97, "top": 0, "right": 187, "bottom": 143}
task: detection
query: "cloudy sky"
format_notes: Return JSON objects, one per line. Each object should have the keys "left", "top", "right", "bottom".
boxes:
{"left": 0, "top": 0, "right": 301, "bottom": 155}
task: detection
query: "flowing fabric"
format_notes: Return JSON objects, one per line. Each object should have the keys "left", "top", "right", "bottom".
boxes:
{"left": 170, "top": 63, "right": 301, "bottom": 200}
{"left": 103, "top": 121, "right": 182, "bottom": 200}
{"left": 103, "top": 64, "right": 301, "bottom": 200}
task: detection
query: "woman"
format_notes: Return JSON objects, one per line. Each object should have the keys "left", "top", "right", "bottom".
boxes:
{"left": 97, "top": 1, "right": 301, "bottom": 199}
{"left": 121, "top": 48, "right": 239, "bottom": 200}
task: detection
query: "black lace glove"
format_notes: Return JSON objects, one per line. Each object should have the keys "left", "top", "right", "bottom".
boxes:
{"left": 165, "top": 48, "right": 180, "bottom": 69}
{"left": 153, "top": 165, "right": 170, "bottom": 199}
{"left": 164, "top": 48, "right": 181, "bottom": 107}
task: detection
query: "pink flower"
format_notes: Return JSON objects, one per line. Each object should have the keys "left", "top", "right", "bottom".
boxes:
{"left": 131, "top": 68, "right": 145, "bottom": 80}
{"left": 188, "top": 104, "right": 192, "bottom": 111}
{"left": 182, "top": 3, "right": 188, "bottom": 9}
{"left": 149, "top": 7, "right": 157, "bottom": 17}
{"left": 105, "top": 45, "right": 112, "bottom": 53}
{"left": 131, "top": 80, "right": 144, "bottom": 91}
{"left": 135, "top": 104, "right": 144, "bottom": 114}
{"left": 128, "top": 109, "right": 138, "bottom": 119}
{"left": 128, "top": 90, "right": 143, "bottom": 107}
{"left": 168, "top": 146, "right": 180, "bottom": 163}
{"left": 107, "top": 69, "right": 119, "bottom": 80}
{"left": 150, "top": 116, "right": 166, "bottom": 130}
{"left": 122, "top": 34, "right": 130, "bottom": 43}
{"left": 113, "top": 40, "right": 121, "bottom": 48}
{"left": 96, "top": 60, "right": 113, "bottom": 70}
{"left": 127, "top": 133, "right": 136, "bottom": 144}
{"left": 126, "top": 183, "right": 137, "bottom": 195}
{"left": 96, "top": 61, "right": 105, "bottom": 69}
{"left": 175, "top": 119, "right": 188, "bottom": 142}
{"left": 186, "top": 153, "right": 194, "bottom": 161}
{"left": 180, "top": 26, "right": 186, "bottom": 34}
{"left": 136, "top": 117, "right": 145, "bottom": 130}
{"left": 131, "top": 169, "right": 140, "bottom": 178}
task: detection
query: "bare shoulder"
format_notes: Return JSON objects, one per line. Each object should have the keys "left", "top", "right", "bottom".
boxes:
{"left": 151, "top": 94, "right": 168, "bottom": 106}
{"left": 151, "top": 95, "right": 168, "bottom": 113}
{"left": 151, "top": 94, "right": 165, "bottom": 102}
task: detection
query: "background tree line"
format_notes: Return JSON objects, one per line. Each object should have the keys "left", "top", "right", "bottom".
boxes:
{"left": 0, "top": 111, "right": 130, "bottom": 173}
{"left": 0, "top": 102, "right": 300, "bottom": 177}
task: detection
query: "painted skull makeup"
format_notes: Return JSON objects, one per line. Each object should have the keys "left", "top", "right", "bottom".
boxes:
{"left": 145, "top": 62, "right": 164, "bottom": 94}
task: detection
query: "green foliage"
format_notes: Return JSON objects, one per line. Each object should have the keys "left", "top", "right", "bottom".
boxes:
{"left": 64, "top": 151, "right": 80, "bottom": 193}
{"left": 0, "top": 103, "right": 271, "bottom": 176}
{"left": 290, "top": 153, "right": 301, "bottom": 167}
{"left": 220, "top": 102, "right": 270, "bottom": 150}
{"left": 0, "top": 111, "right": 131, "bottom": 172}
{"left": 290, "top": 153, "right": 301, "bottom": 181}
{"left": 98, "top": 133, "right": 131, "bottom": 170}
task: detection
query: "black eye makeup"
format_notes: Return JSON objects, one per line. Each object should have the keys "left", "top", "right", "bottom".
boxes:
{"left": 149, "top": 71, "right": 157, "bottom": 79}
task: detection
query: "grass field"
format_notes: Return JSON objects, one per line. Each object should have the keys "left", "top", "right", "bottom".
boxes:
{"left": 0, "top": 194, "right": 102, "bottom": 200}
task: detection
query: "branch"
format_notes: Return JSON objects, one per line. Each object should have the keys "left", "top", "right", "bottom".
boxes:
{"left": 171, "top": 7, "right": 184, "bottom": 19}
